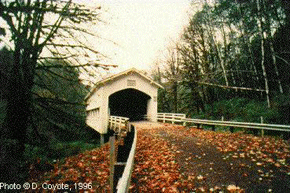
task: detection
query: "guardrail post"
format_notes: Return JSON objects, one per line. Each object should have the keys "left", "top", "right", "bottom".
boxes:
{"left": 261, "top": 116, "right": 264, "bottom": 137}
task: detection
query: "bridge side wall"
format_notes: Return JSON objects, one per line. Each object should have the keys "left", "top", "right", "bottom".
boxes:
{"left": 86, "top": 87, "right": 108, "bottom": 134}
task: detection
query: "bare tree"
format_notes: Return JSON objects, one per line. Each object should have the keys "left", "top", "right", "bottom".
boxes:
{"left": 0, "top": 0, "right": 110, "bottom": 182}
{"left": 162, "top": 44, "right": 183, "bottom": 113}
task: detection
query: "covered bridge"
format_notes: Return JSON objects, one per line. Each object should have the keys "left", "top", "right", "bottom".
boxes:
{"left": 85, "top": 68, "right": 163, "bottom": 140}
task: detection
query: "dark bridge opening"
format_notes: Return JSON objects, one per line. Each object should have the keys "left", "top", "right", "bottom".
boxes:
{"left": 109, "top": 88, "right": 151, "bottom": 121}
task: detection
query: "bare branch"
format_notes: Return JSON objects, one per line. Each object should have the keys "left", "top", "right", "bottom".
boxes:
{"left": 197, "top": 81, "right": 266, "bottom": 92}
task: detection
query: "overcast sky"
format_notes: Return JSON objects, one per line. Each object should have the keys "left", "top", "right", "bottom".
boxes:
{"left": 0, "top": 0, "right": 195, "bottom": 81}
{"left": 95, "top": 0, "right": 192, "bottom": 73}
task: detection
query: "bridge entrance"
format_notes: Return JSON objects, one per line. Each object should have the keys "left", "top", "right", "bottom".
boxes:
{"left": 109, "top": 89, "right": 151, "bottom": 121}
{"left": 85, "top": 68, "right": 163, "bottom": 137}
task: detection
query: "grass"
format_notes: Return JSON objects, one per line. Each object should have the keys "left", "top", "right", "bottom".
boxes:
{"left": 24, "top": 140, "right": 100, "bottom": 164}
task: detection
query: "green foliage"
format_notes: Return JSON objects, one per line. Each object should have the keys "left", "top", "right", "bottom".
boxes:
{"left": 190, "top": 97, "right": 286, "bottom": 125}
{"left": 211, "top": 98, "right": 249, "bottom": 121}
{"left": 24, "top": 140, "right": 99, "bottom": 163}
{"left": 0, "top": 100, "right": 6, "bottom": 126}
{"left": 28, "top": 59, "right": 91, "bottom": 144}
{"left": 1, "top": 48, "right": 99, "bottom": 172}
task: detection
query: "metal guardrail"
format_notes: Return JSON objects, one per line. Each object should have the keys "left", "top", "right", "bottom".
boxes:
{"left": 156, "top": 113, "right": 290, "bottom": 135}
{"left": 185, "top": 118, "right": 290, "bottom": 132}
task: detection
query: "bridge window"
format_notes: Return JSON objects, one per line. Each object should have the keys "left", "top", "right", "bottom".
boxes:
{"left": 88, "top": 107, "right": 100, "bottom": 117}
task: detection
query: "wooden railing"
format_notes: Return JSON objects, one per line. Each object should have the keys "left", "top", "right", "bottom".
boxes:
{"left": 116, "top": 125, "right": 137, "bottom": 193}
{"left": 108, "top": 116, "right": 137, "bottom": 193}
{"left": 156, "top": 113, "right": 187, "bottom": 125}
{"left": 108, "top": 116, "right": 130, "bottom": 134}
{"left": 109, "top": 125, "right": 137, "bottom": 193}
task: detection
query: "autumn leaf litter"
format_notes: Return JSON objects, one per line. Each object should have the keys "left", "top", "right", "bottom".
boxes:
{"left": 27, "top": 123, "right": 290, "bottom": 192}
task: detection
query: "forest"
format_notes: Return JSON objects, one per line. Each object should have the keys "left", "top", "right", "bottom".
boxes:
{"left": 0, "top": 0, "right": 290, "bottom": 186}
{"left": 153, "top": 0, "right": 290, "bottom": 125}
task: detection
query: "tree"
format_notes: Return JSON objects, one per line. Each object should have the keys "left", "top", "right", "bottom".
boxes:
{"left": 0, "top": 0, "right": 107, "bottom": 183}
{"left": 155, "top": 44, "right": 183, "bottom": 113}
{"left": 157, "top": 0, "right": 290, "bottom": 118}
{"left": 151, "top": 63, "right": 171, "bottom": 113}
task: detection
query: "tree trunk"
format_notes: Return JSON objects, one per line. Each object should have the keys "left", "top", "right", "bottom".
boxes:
{"left": 269, "top": 41, "right": 283, "bottom": 94}
{"left": 261, "top": 0, "right": 283, "bottom": 94}
{"left": 0, "top": 48, "right": 33, "bottom": 183}
{"left": 217, "top": 20, "right": 229, "bottom": 86}
{"left": 256, "top": 0, "right": 271, "bottom": 108}
{"left": 173, "top": 81, "right": 178, "bottom": 113}
{"left": 235, "top": 0, "right": 261, "bottom": 92}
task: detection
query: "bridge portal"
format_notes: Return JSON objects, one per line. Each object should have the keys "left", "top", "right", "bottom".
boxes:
{"left": 85, "top": 68, "right": 163, "bottom": 136}
{"left": 109, "top": 88, "right": 151, "bottom": 121}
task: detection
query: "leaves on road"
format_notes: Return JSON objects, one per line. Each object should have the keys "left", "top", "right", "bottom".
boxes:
{"left": 144, "top": 124, "right": 289, "bottom": 192}
{"left": 130, "top": 128, "right": 193, "bottom": 192}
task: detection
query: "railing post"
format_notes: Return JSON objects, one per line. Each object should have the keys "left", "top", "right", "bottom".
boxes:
{"left": 118, "top": 118, "right": 121, "bottom": 134}
{"left": 109, "top": 136, "right": 116, "bottom": 193}
{"left": 182, "top": 115, "right": 187, "bottom": 126}
{"left": 183, "top": 118, "right": 187, "bottom": 126}
{"left": 100, "top": 134, "right": 105, "bottom": 145}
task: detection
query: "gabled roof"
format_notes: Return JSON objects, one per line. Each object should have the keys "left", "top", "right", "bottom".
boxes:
{"left": 85, "top": 68, "right": 163, "bottom": 100}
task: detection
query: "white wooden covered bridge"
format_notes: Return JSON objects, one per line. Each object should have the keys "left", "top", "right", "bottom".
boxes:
{"left": 85, "top": 68, "right": 163, "bottom": 143}
{"left": 84, "top": 68, "right": 290, "bottom": 193}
